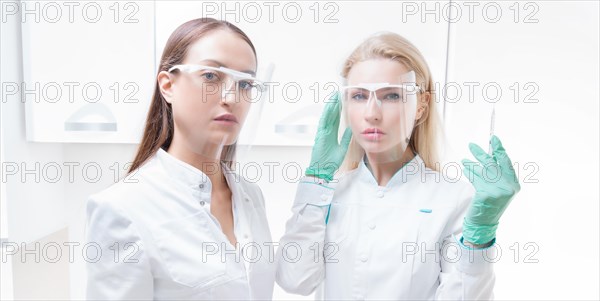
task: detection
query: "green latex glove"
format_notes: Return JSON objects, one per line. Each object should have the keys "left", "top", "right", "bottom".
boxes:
{"left": 461, "top": 135, "right": 521, "bottom": 244}
{"left": 305, "top": 93, "right": 353, "bottom": 182}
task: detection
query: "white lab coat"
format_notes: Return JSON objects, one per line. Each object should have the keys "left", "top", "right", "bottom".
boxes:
{"left": 85, "top": 148, "right": 275, "bottom": 300}
{"left": 276, "top": 154, "right": 497, "bottom": 300}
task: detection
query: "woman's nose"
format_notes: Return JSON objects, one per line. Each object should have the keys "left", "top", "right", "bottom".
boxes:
{"left": 364, "top": 93, "right": 382, "bottom": 122}
{"left": 220, "top": 80, "right": 238, "bottom": 105}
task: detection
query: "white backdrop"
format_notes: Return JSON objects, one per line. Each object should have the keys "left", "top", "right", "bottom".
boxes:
{"left": 1, "top": 1, "right": 598, "bottom": 300}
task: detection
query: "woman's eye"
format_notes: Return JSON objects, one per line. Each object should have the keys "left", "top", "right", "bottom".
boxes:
{"left": 383, "top": 93, "right": 401, "bottom": 101}
{"left": 200, "top": 72, "right": 219, "bottom": 81}
{"left": 351, "top": 93, "right": 368, "bottom": 101}
{"left": 238, "top": 80, "right": 254, "bottom": 90}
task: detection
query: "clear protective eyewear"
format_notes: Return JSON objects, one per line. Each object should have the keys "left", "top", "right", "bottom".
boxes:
{"left": 168, "top": 64, "right": 267, "bottom": 103}
{"left": 340, "top": 82, "right": 423, "bottom": 107}
{"left": 165, "top": 61, "right": 274, "bottom": 163}
{"left": 339, "top": 70, "right": 423, "bottom": 164}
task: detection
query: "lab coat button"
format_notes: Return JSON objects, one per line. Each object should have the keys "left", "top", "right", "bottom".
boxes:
{"left": 368, "top": 222, "right": 376, "bottom": 230}
{"left": 199, "top": 183, "right": 205, "bottom": 189}
{"left": 376, "top": 190, "right": 384, "bottom": 198}
{"left": 360, "top": 255, "right": 368, "bottom": 262}
{"left": 199, "top": 200, "right": 206, "bottom": 206}
{"left": 321, "top": 194, "right": 329, "bottom": 201}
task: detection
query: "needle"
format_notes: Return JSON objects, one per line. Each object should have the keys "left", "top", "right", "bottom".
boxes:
{"left": 488, "top": 105, "right": 496, "bottom": 155}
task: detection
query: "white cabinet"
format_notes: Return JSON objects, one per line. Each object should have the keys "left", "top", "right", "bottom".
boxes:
{"left": 21, "top": 1, "right": 155, "bottom": 143}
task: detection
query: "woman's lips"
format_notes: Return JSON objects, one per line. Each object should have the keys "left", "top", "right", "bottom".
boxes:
{"left": 214, "top": 113, "right": 238, "bottom": 124}
{"left": 361, "top": 128, "right": 384, "bottom": 141}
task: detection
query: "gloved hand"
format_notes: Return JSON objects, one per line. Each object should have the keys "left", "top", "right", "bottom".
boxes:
{"left": 461, "top": 135, "right": 521, "bottom": 245}
{"left": 305, "top": 93, "right": 352, "bottom": 182}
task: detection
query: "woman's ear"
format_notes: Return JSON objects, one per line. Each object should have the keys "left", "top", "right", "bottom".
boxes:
{"left": 157, "top": 71, "right": 175, "bottom": 104}
{"left": 415, "top": 91, "right": 430, "bottom": 120}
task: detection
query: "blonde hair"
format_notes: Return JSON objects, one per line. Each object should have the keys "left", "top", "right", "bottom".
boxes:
{"left": 339, "top": 32, "right": 442, "bottom": 173}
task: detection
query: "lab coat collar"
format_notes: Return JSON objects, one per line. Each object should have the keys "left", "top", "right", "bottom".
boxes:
{"left": 155, "top": 148, "right": 248, "bottom": 206}
{"left": 357, "top": 153, "right": 425, "bottom": 189}
{"left": 155, "top": 147, "right": 214, "bottom": 192}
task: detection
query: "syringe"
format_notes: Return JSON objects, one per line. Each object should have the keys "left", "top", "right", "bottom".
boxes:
{"left": 488, "top": 105, "right": 496, "bottom": 155}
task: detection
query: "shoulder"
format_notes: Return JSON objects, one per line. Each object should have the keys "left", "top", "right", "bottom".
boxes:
{"left": 420, "top": 164, "right": 474, "bottom": 193}
{"left": 331, "top": 167, "right": 361, "bottom": 190}
{"left": 86, "top": 155, "right": 165, "bottom": 217}
{"left": 230, "top": 172, "right": 266, "bottom": 209}
{"left": 393, "top": 162, "right": 475, "bottom": 211}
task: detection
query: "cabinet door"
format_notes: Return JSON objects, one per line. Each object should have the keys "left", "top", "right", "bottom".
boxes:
{"left": 21, "top": 1, "right": 155, "bottom": 143}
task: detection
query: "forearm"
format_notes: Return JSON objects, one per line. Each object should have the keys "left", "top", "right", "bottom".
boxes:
{"left": 276, "top": 178, "right": 334, "bottom": 295}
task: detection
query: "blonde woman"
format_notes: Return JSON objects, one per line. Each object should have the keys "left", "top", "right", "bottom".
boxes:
{"left": 276, "top": 32, "right": 520, "bottom": 299}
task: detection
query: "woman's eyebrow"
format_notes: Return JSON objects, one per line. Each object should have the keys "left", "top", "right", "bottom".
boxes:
{"left": 198, "top": 59, "right": 256, "bottom": 76}
{"left": 197, "top": 59, "right": 225, "bottom": 67}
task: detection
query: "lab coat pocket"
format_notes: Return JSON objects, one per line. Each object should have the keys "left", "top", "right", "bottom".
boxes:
{"left": 153, "top": 211, "right": 227, "bottom": 288}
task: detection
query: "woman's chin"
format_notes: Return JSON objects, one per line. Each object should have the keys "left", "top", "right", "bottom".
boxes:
{"left": 362, "top": 147, "right": 407, "bottom": 163}
{"left": 206, "top": 130, "right": 240, "bottom": 145}
{"left": 359, "top": 142, "right": 393, "bottom": 155}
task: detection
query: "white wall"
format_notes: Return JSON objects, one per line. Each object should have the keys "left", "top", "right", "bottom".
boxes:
{"left": 1, "top": 3, "right": 66, "bottom": 245}
{"left": 1, "top": 80, "right": 14, "bottom": 301}
{"left": 444, "top": 2, "right": 599, "bottom": 299}
{"left": 1, "top": 1, "right": 598, "bottom": 300}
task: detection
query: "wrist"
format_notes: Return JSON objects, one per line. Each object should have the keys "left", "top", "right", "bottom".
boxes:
{"left": 305, "top": 165, "right": 334, "bottom": 182}
{"left": 462, "top": 218, "right": 499, "bottom": 245}
{"left": 302, "top": 175, "right": 330, "bottom": 185}
{"left": 462, "top": 238, "right": 494, "bottom": 249}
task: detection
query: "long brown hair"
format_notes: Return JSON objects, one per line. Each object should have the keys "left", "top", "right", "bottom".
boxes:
{"left": 128, "top": 18, "right": 257, "bottom": 174}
